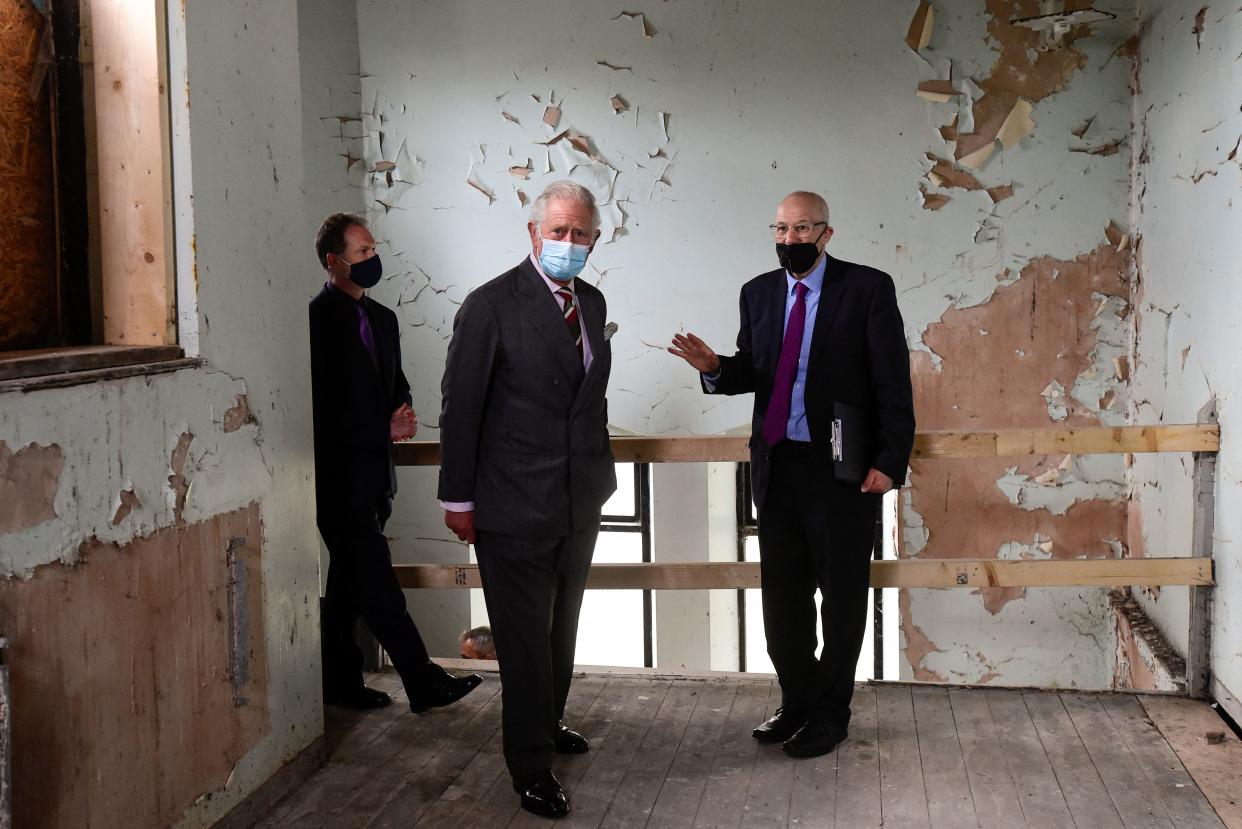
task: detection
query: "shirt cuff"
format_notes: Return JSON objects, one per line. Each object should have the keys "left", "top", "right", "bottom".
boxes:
{"left": 701, "top": 370, "right": 720, "bottom": 391}
{"left": 441, "top": 501, "right": 474, "bottom": 512}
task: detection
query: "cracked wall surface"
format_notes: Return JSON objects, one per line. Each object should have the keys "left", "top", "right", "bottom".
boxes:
{"left": 1128, "top": 0, "right": 1242, "bottom": 714}
{"left": 0, "top": 0, "right": 322, "bottom": 825}
{"left": 311, "top": 0, "right": 1145, "bottom": 688}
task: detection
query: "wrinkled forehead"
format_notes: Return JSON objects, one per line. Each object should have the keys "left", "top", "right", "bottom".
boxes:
{"left": 775, "top": 198, "right": 825, "bottom": 223}
{"left": 539, "top": 198, "right": 595, "bottom": 227}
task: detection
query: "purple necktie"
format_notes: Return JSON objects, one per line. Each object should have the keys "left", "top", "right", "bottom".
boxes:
{"left": 356, "top": 304, "right": 378, "bottom": 367}
{"left": 762, "top": 281, "right": 809, "bottom": 446}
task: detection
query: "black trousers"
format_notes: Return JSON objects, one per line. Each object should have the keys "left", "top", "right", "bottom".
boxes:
{"left": 757, "top": 442, "right": 879, "bottom": 729}
{"left": 319, "top": 493, "right": 430, "bottom": 697}
{"left": 474, "top": 524, "right": 598, "bottom": 778}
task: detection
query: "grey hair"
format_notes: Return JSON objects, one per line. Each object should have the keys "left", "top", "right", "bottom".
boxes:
{"left": 783, "top": 191, "right": 830, "bottom": 225}
{"left": 460, "top": 625, "right": 495, "bottom": 657}
{"left": 530, "top": 180, "right": 600, "bottom": 231}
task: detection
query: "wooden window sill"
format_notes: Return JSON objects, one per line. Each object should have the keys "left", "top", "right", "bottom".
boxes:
{"left": 0, "top": 345, "right": 201, "bottom": 393}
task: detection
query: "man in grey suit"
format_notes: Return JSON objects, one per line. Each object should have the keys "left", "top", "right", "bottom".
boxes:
{"left": 439, "top": 180, "right": 617, "bottom": 819}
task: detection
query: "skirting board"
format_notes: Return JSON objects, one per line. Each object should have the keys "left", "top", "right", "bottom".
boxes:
{"left": 1212, "top": 676, "right": 1242, "bottom": 729}
{"left": 212, "top": 736, "right": 325, "bottom": 829}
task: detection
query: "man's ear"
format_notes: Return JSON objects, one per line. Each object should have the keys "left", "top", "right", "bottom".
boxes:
{"left": 589, "top": 228, "right": 602, "bottom": 252}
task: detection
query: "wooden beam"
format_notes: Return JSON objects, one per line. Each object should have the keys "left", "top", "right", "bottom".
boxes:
{"left": 0, "top": 345, "right": 183, "bottom": 381}
{"left": 92, "top": 0, "right": 174, "bottom": 345}
{"left": 394, "top": 557, "right": 1213, "bottom": 590}
{"left": 395, "top": 424, "right": 1219, "bottom": 466}
{"left": 913, "top": 424, "right": 1219, "bottom": 459}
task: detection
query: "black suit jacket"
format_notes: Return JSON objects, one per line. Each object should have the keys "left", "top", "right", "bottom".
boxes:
{"left": 309, "top": 284, "right": 412, "bottom": 515}
{"left": 438, "top": 258, "right": 617, "bottom": 537}
{"left": 708, "top": 254, "right": 915, "bottom": 509}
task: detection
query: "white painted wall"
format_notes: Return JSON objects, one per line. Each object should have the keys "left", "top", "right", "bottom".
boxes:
{"left": 343, "top": 0, "right": 1139, "bottom": 688}
{"left": 1130, "top": 1, "right": 1242, "bottom": 711}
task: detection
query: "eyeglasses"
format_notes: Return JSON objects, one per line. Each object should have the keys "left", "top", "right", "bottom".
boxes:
{"left": 769, "top": 221, "right": 827, "bottom": 240}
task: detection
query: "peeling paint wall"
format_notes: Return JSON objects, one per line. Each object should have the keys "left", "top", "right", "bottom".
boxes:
{"left": 339, "top": 0, "right": 1138, "bottom": 687}
{"left": 1129, "top": 1, "right": 1242, "bottom": 710}
{"left": 0, "top": 0, "right": 322, "bottom": 825}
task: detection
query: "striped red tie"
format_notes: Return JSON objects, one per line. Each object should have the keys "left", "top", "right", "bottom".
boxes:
{"left": 557, "top": 288, "right": 583, "bottom": 357}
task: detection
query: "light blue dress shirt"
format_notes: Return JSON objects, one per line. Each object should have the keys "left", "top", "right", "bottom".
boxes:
{"left": 781, "top": 255, "right": 825, "bottom": 442}
{"left": 703, "top": 254, "right": 826, "bottom": 442}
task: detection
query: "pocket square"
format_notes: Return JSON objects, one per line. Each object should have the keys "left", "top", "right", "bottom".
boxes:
{"left": 603, "top": 322, "right": 619, "bottom": 341}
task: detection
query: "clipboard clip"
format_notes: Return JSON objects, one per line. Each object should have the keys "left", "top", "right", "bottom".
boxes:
{"left": 831, "top": 418, "right": 843, "bottom": 462}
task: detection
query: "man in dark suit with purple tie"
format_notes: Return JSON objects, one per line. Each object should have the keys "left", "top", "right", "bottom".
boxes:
{"left": 669, "top": 191, "right": 915, "bottom": 759}
{"left": 309, "top": 212, "right": 481, "bottom": 714}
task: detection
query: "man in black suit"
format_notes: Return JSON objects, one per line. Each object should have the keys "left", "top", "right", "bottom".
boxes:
{"left": 670, "top": 191, "right": 914, "bottom": 758}
{"left": 439, "top": 182, "right": 617, "bottom": 818}
{"left": 310, "top": 212, "right": 480, "bottom": 712}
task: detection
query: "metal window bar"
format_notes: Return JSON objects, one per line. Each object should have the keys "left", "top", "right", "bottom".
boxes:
{"left": 598, "top": 463, "right": 654, "bottom": 668}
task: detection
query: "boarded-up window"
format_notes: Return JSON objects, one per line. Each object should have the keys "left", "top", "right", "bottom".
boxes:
{"left": 0, "top": 0, "right": 58, "bottom": 351}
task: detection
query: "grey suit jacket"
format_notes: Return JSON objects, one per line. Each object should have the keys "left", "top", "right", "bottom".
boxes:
{"left": 438, "top": 257, "right": 617, "bottom": 537}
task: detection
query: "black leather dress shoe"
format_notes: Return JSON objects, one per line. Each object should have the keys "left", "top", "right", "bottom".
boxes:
{"left": 324, "top": 685, "right": 392, "bottom": 709}
{"left": 553, "top": 724, "right": 590, "bottom": 754}
{"left": 410, "top": 663, "right": 483, "bottom": 713}
{"left": 752, "top": 708, "right": 807, "bottom": 744}
{"left": 782, "top": 722, "right": 847, "bottom": 758}
{"left": 513, "top": 769, "right": 570, "bottom": 818}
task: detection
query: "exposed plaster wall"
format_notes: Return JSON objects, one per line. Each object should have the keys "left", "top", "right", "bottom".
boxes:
{"left": 1129, "top": 1, "right": 1242, "bottom": 709}
{"left": 344, "top": 0, "right": 1138, "bottom": 687}
{"left": 0, "top": 0, "right": 322, "bottom": 824}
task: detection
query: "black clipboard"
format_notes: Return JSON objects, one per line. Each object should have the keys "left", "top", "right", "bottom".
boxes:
{"left": 830, "top": 401, "right": 870, "bottom": 484}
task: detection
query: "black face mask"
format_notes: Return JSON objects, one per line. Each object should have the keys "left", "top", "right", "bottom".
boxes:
{"left": 344, "top": 254, "right": 383, "bottom": 289}
{"left": 775, "top": 227, "right": 826, "bottom": 274}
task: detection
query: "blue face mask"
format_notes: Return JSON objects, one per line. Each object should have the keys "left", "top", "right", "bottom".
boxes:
{"left": 538, "top": 239, "right": 589, "bottom": 282}
{"left": 344, "top": 254, "right": 383, "bottom": 289}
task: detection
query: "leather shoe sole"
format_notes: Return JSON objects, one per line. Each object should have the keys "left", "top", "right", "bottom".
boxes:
{"left": 554, "top": 725, "right": 589, "bottom": 754}
{"left": 782, "top": 723, "right": 847, "bottom": 758}
{"left": 752, "top": 709, "right": 807, "bottom": 744}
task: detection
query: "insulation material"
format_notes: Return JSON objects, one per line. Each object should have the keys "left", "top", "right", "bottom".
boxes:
{"left": 0, "top": 0, "right": 57, "bottom": 350}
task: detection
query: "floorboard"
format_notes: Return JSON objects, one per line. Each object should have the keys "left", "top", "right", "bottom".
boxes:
{"left": 250, "top": 673, "right": 1233, "bottom": 829}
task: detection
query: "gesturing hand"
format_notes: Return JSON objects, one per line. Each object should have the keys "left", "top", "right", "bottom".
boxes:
{"left": 390, "top": 403, "right": 417, "bottom": 442}
{"left": 668, "top": 332, "right": 721, "bottom": 375}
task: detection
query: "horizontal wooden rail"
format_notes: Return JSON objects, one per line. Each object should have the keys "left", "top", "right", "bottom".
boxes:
{"left": 395, "top": 424, "right": 1218, "bottom": 466}
{"left": 394, "top": 557, "right": 1212, "bottom": 590}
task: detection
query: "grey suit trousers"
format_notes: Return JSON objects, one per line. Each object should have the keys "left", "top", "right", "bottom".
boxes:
{"left": 474, "top": 524, "right": 599, "bottom": 778}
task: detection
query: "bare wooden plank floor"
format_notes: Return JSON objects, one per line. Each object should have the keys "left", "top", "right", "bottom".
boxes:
{"left": 258, "top": 673, "right": 1230, "bottom": 828}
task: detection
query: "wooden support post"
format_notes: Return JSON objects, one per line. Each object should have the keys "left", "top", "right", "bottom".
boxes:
{"left": 1186, "top": 401, "right": 1218, "bottom": 699}
{"left": 91, "top": 0, "right": 174, "bottom": 345}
